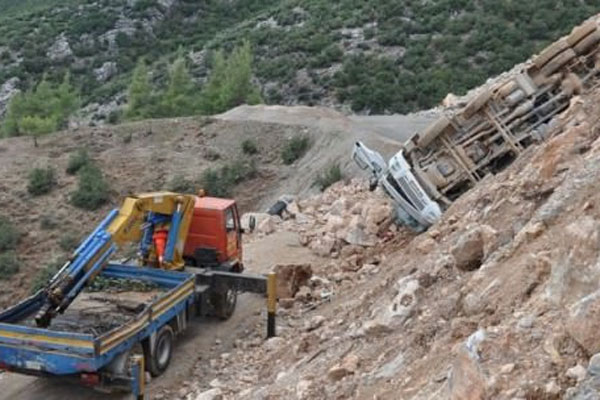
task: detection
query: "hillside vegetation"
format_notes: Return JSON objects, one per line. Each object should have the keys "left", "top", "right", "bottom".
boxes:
{"left": 0, "top": 0, "right": 598, "bottom": 123}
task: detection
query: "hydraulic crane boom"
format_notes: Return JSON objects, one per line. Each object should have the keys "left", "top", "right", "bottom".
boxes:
{"left": 35, "top": 193, "right": 196, "bottom": 328}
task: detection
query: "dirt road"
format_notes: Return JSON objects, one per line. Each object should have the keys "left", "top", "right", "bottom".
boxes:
{"left": 0, "top": 230, "right": 323, "bottom": 400}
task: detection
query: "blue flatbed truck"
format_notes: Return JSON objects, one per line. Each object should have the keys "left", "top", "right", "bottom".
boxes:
{"left": 0, "top": 263, "right": 275, "bottom": 398}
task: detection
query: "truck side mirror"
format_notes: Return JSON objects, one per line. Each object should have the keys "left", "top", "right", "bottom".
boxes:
{"left": 249, "top": 216, "right": 256, "bottom": 233}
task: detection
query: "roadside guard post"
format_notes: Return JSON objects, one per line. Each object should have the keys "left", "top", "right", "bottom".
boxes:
{"left": 267, "top": 273, "right": 277, "bottom": 338}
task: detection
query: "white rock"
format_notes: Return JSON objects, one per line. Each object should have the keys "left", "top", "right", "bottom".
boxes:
{"left": 47, "top": 33, "right": 73, "bottom": 60}
{"left": 296, "top": 379, "right": 313, "bottom": 399}
{"left": 566, "top": 364, "right": 587, "bottom": 382}
{"left": 264, "top": 336, "right": 285, "bottom": 351}
{"left": 209, "top": 378, "right": 224, "bottom": 388}
{"left": 93, "top": 61, "right": 118, "bottom": 82}
{"left": 500, "top": 363, "right": 515, "bottom": 374}
{"left": 0, "top": 77, "right": 19, "bottom": 118}
{"left": 306, "top": 315, "right": 326, "bottom": 331}
{"left": 257, "top": 216, "right": 277, "bottom": 235}
{"left": 544, "top": 380, "right": 561, "bottom": 395}
{"left": 365, "top": 277, "right": 420, "bottom": 332}
{"left": 194, "top": 388, "right": 222, "bottom": 400}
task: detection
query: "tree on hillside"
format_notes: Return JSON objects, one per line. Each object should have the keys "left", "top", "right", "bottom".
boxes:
{"left": 125, "top": 58, "right": 154, "bottom": 120}
{"left": 201, "top": 40, "right": 262, "bottom": 114}
{"left": 1, "top": 74, "right": 79, "bottom": 146}
{"left": 159, "top": 53, "right": 197, "bottom": 117}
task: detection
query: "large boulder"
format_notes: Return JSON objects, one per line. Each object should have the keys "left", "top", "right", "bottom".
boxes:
{"left": 451, "top": 228, "right": 485, "bottom": 271}
{"left": 450, "top": 225, "right": 500, "bottom": 271}
{"left": 566, "top": 289, "right": 600, "bottom": 353}
{"left": 308, "top": 235, "right": 336, "bottom": 257}
{"left": 363, "top": 277, "right": 420, "bottom": 334}
{"left": 545, "top": 217, "right": 600, "bottom": 305}
{"left": 342, "top": 215, "right": 376, "bottom": 247}
{"left": 448, "top": 330, "right": 487, "bottom": 400}
{"left": 273, "top": 264, "right": 313, "bottom": 299}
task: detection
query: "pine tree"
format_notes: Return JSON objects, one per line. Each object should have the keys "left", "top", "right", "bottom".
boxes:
{"left": 201, "top": 41, "right": 262, "bottom": 114}
{"left": 200, "top": 50, "right": 228, "bottom": 114}
{"left": 160, "top": 54, "right": 196, "bottom": 117}
{"left": 126, "top": 58, "right": 153, "bottom": 120}
{"left": 1, "top": 74, "right": 78, "bottom": 144}
{"left": 55, "top": 73, "right": 79, "bottom": 125}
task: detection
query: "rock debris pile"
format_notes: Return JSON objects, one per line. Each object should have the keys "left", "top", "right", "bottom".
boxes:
{"left": 187, "top": 88, "right": 600, "bottom": 400}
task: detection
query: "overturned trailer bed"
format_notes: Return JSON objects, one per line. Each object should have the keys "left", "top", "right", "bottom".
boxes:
{"left": 0, "top": 263, "right": 274, "bottom": 397}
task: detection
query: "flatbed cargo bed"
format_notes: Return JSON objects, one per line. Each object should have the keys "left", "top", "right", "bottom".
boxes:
{"left": 0, "top": 264, "right": 194, "bottom": 377}
{"left": 20, "top": 289, "right": 166, "bottom": 336}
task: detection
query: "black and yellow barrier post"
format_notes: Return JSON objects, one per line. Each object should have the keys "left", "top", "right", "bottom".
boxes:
{"left": 131, "top": 354, "right": 146, "bottom": 400}
{"left": 267, "top": 273, "right": 277, "bottom": 338}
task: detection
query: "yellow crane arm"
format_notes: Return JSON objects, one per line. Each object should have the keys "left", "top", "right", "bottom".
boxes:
{"left": 106, "top": 192, "right": 196, "bottom": 270}
{"left": 35, "top": 192, "right": 196, "bottom": 327}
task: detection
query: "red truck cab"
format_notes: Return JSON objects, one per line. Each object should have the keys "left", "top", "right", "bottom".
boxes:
{"left": 183, "top": 196, "right": 243, "bottom": 271}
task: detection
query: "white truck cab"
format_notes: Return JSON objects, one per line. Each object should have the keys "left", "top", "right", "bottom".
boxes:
{"left": 353, "top": 141, "right": 442, "bottom": 231}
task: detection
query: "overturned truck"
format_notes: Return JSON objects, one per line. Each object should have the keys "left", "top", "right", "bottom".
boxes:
{"left": 354, "top": 17, "right": 600, "bottom": 231}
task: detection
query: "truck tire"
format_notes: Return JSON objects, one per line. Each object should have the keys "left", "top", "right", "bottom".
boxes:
{"left": 211, "top": 288, "right": 237, "bottom": 320}
{"left": 145, "top": 325, "right": 174, "bottom": 377}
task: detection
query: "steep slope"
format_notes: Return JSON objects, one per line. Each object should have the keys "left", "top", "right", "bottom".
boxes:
{"left": 188, "top": 82, "right": 600, "bottom": 400}
{"left": 1, "top": 0, "right": 598, "bottom": 123}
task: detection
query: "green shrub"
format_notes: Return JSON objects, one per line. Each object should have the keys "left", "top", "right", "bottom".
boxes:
{"left": 27, "top": 166, "right": 56, "bottom": 196}
{"left": 241, "top": 139, "right": 258, "bottom": 155}
{"left": 221, "top": 159, "right": 257, "bottom": 184}
{"left": 168, "top": 175, "right": 195, "bottom": 193}
{"left": 40, "top": 214, "right": 58, "bottom": 230}
{"left": 30, "top": 260, "right": 62, "bottom": 293}
{"left": 200, "top": 169, "right": 223, "bottom": 197}
{"left": 282, "top": 135, "right": 311, "bottom": 165}
{"left": 107, "top": 110, "right": 122, "bottom": 125}
{"left": 66, "top": 148, "right": 90, "bottom": 175}
{"left": 59, "top": 232, "right": 79, "bottom": 252}
{"left": 70, "top": 164, "right": 110, "bottom": 210}
{"left": 0, "top": 216, "right": 19, "bottom": 252}
{"left": 200, "top": 160, "right": 257, "bottom": 197}
{"left": 0, "top": 252, "right": 19, "bottom": 279}
{"left": 314, "top": 163, "right": 343, "bottom": 191}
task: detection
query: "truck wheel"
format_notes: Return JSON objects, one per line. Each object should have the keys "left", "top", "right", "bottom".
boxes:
{"left": 145, "top": 325, "right": 174, "bottom": 377}
{"left": 211, "top": 288, "right": 237, "bottom": 320}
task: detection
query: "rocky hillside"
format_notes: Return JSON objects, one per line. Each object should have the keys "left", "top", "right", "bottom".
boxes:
{"left": 0, "top": 0, "right": 598, "bottom": 123}
{"left": 185, "top": 84, "right": 600, "bottom": 399}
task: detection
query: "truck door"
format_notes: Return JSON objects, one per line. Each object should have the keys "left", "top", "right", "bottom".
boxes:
{"left": 224, "top": 206, "right": 241, "bottom": 264}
